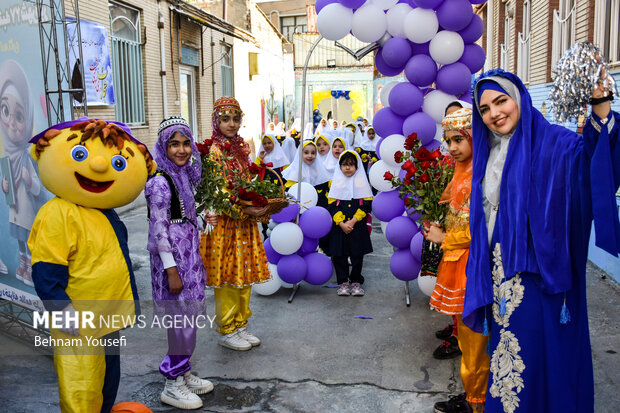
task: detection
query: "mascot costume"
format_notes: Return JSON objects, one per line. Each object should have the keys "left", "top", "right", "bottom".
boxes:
{"left": 27, "top": 118, "right": 156, "bottom": 412}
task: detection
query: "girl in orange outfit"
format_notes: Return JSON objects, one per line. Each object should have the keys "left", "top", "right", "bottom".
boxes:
{"left": 424, "top": 108, "right": 489, "bottom": 413}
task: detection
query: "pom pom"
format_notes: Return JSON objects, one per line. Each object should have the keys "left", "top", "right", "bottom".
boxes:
{"left": 560, "top": 301, "right": 571, "bottom": 324}
{"left": 499, "top": 296, "right": 507, "bottom": 317}
{"left": 483, "top": 317, "right": 489, "bottom": 337}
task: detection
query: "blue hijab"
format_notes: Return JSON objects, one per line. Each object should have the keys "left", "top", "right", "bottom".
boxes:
{"left": 463, "top": 69, "right": 620, "bottom": 332}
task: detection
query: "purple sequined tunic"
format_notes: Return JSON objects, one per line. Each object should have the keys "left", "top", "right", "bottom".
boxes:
{"left": 145, "top": 176, "right": 206, "bottom": 316}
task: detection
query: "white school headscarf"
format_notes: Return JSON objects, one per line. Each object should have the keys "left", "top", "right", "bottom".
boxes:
{"left": 282, "top": 141, "right": 332, "bottom": 185}
{"left": 274, "top": 122, "right": 285, "bottom": 136}
{"left": 329, "top": 119, "right": 338, "bottom": 130}
{"left": 314, "top": 134, "right": 332, "bottom": 165}
{"left": 281, "top": 136, "right": 297, "bottom": 161}
{"left": 259, "top": 134, "right": 290, "bottom": 169}
{"left": 289, "top": 118, "right": 301, "bottom": 136}
{"left": 315, "top": 118, "right": 329, "bottom": 136}
{"left": 360, "top": 126, "right": 379, "bottom": 151}
{"left": 323, "top": 136, "right": 347, "bottom": 175}
{"left": 328, "top": 150, "right": 373, "bottom": 200}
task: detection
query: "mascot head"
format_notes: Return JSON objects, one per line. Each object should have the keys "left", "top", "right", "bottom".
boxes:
{"left": 30, "top": 118, "right": 156, "bottom": 209}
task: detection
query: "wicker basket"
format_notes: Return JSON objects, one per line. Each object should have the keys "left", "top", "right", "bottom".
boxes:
{"left": 238, "top": 167, "right": 289, "bottom": 224}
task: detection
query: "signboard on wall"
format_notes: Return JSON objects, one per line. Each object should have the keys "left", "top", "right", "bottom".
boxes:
{"left": 0, "top": 0, "right": 54, "bottom": 311}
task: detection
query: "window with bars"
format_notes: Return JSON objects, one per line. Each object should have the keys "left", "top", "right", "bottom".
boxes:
{"left": 517, "top": 1, "right": 531, "bottom": 83}
{"left": 551, "top": 0, "right": 576, "bottom": 68}
{"left": 500, "top": 11, "right": 512, "bottom": 71}
{"left": 220, "top": 43, "right": 233, "bottom": 97}
{"left": 280, "top": 15, "right": 307, "bottom": 42}
{"left": 594, "top": 0, "right": 620, "bottom": 64}
{"left": 109, "top": 1, "right": 145, "bottom": 125}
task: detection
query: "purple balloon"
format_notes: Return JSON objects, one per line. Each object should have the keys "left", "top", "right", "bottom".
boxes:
{"left": 373, "top": 107, "right": 405, "bottom": 138}
{"left": 404, "top": 54, "right": 437, "bottom": 87}
{"left": 460, "top": 91, "right": 473, "bottom": 104}
{"left": 299, "top": 206, "right": 332, "bottom": 239}
{"left": 459, "top": 43, "right": 486, "bottom": 73}
{"left": 402, "top": 112, "right": 437, "bottom": 145}
{"left": 339, "top": 0, "right": 366, "bottom": 8}
{"left": 409, "top": 231, "right": 424, "bottom": 259}
{"left": 469, "top": 0, "right": 487, "bottom": 4}
{"left": 389, "top": 82, "right": 424, "bottom": 117}
{"left": 410, "top": 41, "right": 430, "bottom": 56}
{"left": 304, "top": 253, "right": 334, "bottom": 285}
{"left": 412, "top": 0, "right": 444, "bottom": 9}
{"left": 375, "top": 137, "right": 384, "bottom": 160}
{"left": 298, "top": 236, "right": 319, "bottom": 256}
{"left": 375, "top": 49, "right": 405, "bottom": 77}
{"left": 458, "top": 14, "right": 484, "bottom": 43}
{"left": 398, "top": 168, "right": 407, "bottom": 179}
{"left": 271, "top": 203, "right": 300, "bottom": 223}
{"left": 316, "top": 0, "right": 338, "bottom": 13}
{"left": 382, "top": 38, "right": 412, "bottom": 68}
{"left": 277, "top": 254, "right": 307, "bottom": 284}
{"left": 372, "top": 190, "right": 406, "bottom": 222}
{"left": 436, "top": 62, "right": 472, "bottom": 96}
{"left": 424, "top": 139, "right": 442, "bottom": 151}
{"left": 263, "top": 238, "right": 283, "bottom": 264}
{"left": 386, "top": 216, "right": 420, "bottom": 248}
{"left": 436, "top": 0, "right": 473, "bottom": 32}
{"left": 390, "top": 248, "right": 421, "bottom": 281}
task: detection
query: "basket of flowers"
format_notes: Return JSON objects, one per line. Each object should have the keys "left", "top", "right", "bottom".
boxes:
{"left": 233, "top": 162, "right": 289, "bottom": 223}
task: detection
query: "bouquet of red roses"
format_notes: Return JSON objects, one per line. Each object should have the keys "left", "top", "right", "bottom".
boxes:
{"left": 384, "top": 133, "right": 455, "bottom": 227}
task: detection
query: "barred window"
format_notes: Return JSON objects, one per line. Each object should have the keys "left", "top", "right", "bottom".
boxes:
{"left": 594, "top": 0, "right": 620, "bottom": 64}
{"left": 109, "top": 1, "right": 145, "bottom": 124}
{"left": 221, "top": 43, "right": 233, "bottom": 97}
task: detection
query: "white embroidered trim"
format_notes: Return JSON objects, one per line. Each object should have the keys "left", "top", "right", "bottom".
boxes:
{"left": 489, "top": 243, "right": 525, "bottom": 413}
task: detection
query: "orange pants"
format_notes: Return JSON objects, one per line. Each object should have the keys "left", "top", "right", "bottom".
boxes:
{"left": 456, "top": 315, "right": 490, "bottom": 409}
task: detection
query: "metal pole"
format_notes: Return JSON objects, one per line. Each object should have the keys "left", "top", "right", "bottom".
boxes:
{"left": 405, "top": 281, "right": 411, "bottom": 307}
{"left": 288, "top": 35, "right": 323, "bottom": 304}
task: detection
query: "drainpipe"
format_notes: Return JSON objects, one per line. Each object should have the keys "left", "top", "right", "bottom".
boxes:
{"left": 211, "top": 31, "right": 216, "bottom": 103}
{"left": 158, "top": 1, "right": 168, "bottom": 117}
{"left": 223, "top": 0, "right": 227, "bottom": 21}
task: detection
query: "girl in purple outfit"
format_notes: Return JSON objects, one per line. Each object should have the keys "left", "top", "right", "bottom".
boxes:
{"left": 146, "top": 116, "right": 217, "bottom": 410}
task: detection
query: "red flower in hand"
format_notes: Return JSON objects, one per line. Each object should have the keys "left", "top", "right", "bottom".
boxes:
{"left": 418, "top": 173, "right": 429, "bottom": 183}
{"left": 404, "top": 133, "right": 417, "bottom": 150}
{"left": 224, "top": 141, "right": 232, "bottom": 152}
{"left": 394, "top": 151, "right": 404, "bottom": 163}
{"left": 405, "top": 170, "right": 415, "bottom": 179}
{"left": 196, "top": 143, "right": 210, "bottom": 156}
{"left": 415, "top": 147, "right": 432, "bottom": 161}
{"left": 249, "top": 163, "right": 261, "bottom": 174}
{"left": 204, "top": 139, "right": 213, "bottom": 146}
{"left": 421, "top": 161, "right": 431, "bottom": 170}
{"left": 384, "top": 171, "right": 394, "bottom": 181}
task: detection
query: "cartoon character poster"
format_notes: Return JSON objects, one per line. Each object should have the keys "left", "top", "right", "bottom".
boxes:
{"left": 67, "top": 18, "right": 115, "bottom": 106}
{"left": 0, "top": 1, "right": 54, "bottom": 311}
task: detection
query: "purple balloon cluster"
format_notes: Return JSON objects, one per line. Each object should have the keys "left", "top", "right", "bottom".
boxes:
{"left": 264, "top": 206, "right": 334, "bottom": 286}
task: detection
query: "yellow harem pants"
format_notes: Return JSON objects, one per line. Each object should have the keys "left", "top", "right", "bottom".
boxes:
{"left": 213, "top": 285, "right": 252, "bottom": 335}
{"left": 456, "top": 315, "right": 490, "bottom": 410}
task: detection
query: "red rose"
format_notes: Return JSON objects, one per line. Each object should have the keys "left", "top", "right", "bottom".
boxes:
{"left": 405, "top": 170, "right": 415, "bottom": 179}
{"left": 431, "top": 149, "right": 442, "bottom": 160}
{"left": 403, "top": 178, "right": 413, "bottom": 185}
{"left": 415, "top": 147, "right": 432, "bottom": 161}
{"left": 394, "top": 151, "right": 404, "bottom": 163}
{"left": 404, "top": 197, "right": 411, "bottom": 207}
{"left": 404, "top": 133, "right": 417, "bottom": 150}
{"left": 417, "top": 173, "right": 429, "bottom": 183}
{"left": 196, "top": 143, "right": 210, "bottom": 156}
{"left": 421, "top": 161, "right": 431, "bottom": 169}
{"left": 224, "top": 141, "right": 232, "bottom": 151}
{"left": 383, "top": 171, "right": 394, "bottom": 181}
{"left": 204, "top": 139, "right": 213, "bottom": 146}
{"left": 402, "top": 160, "right": 414, "bottom": 171}
{"left": 254, "top": 196, "right": 268, "bottom": 207}
{"left": 249, "top": 163, "right": 260, "bottom": 174}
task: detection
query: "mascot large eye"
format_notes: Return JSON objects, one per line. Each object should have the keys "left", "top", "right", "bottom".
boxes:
{"left": 71, "top": 145, "right": 89, "bottom": 161}
{"left": 111, "top": 155, "right": 127, "bottom": 171}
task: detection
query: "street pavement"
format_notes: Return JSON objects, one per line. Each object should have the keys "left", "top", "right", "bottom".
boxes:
{"left": 0, "top": 204, "right": 618, "bottom": 412}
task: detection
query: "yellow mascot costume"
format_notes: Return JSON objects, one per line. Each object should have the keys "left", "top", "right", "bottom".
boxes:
{"left": 27, "top": 118, "right": 156, "bottom": 413}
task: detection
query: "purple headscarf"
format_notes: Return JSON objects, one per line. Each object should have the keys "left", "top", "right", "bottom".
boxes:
{"left": 153, "top": 117, "right": 202, "bottom": 220}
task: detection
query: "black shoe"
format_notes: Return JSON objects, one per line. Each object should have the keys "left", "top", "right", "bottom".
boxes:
{"left": 435, "top": 323, "right": 455, "bottom": 340}
{"left": 434, "top": 393, "right": 472, "bottom": 413}
{"left": 433, "top": 336, "right": 462, "bottom": 360}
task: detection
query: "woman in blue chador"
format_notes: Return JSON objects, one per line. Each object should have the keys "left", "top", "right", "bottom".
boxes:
{"left": 464, "top": 69, "right": 619, "bottom": 413}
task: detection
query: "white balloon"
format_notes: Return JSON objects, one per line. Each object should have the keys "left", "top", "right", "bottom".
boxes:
{"left": 380, "top": 220, "right": 389, "bottom": 234}
{"left": 268, "top": 219, "right": 277, "bottom": 230}
{"left": 380, "top": 81, "right": 399, "bottom": 108}
{"left": 287, "top": 182, "right": 318, "bottom": 210}
{"left": 433, "top": 123, "right": 443, "bottom": 141}
{"left": 254, "top": 264, "right": 282, "bottom": 295}
{"left": 317, "top": 4, "right": 354, "bottom": 41}
{"left": 352, "top": 5, "right": 388, "bottom": 43}
{"left": 417, "top": 275, "right": 437, "bottom": 297}
{"left": 270, "top": 222, "right": 304, "bottom": 255}
{"left": 368, "top": 160, "right": 400, "bottom": 192}
{"left": 429, "top": 30, "right": 465, "bottom": 65}
{"left": 379, "top": 134, "right": 406, "bottom": 167}
{"left": 422, "top": 90, "right": 459, "bottom": 124}
{"left": 370, "top": 0, "right": 398, "bottom": 10}
{"left": 386, "top": 4, "right": 413, "bottom": 38}
{"left": 404, "top": 8, "right": 438, "bottom": 44}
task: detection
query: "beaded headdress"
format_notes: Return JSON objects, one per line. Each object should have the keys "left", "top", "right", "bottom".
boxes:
{"left": 212, "top": 96, "right": 244, "bottom": 118}
{"left": 441, "top": 108, "right": 472, "bottom": 141}
{"left": 158, "top": 116, "right": 190, "bottom": 135}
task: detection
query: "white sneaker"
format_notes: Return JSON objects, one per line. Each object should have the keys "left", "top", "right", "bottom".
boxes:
{"left": 237, "top": 327, "right": 261, "bottom": 347}
{"left": 184, "top": 371, "right": 214, "bottom": 394}
{"left": 0, "top": 259, "right": 7, "bottom": 275}
{"left": 160, "top": 376, "right": 203, "bottom": 409}
{"left": 218, "top": 331, "right": 252, "bottom": 351}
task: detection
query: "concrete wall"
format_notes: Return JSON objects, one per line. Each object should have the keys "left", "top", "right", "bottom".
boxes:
{"left": 187, "top": 0, "right": 251, "bottom": 31}
{"left": 257, "top": 0, "right": 309, "bottom": 31}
